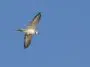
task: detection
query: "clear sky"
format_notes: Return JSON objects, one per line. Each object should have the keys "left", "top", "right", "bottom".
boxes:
{"left": 0, "top": 0, "right": 90, "bottom": 67}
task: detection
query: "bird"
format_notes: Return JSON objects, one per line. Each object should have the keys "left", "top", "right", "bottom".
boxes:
{"left": 17, "top": 12, "right": 41, "bottom": 49}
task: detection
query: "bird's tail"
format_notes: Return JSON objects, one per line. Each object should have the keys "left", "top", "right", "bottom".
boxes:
{"left": 16, "top": 29, "right": 25, "bottom": 32}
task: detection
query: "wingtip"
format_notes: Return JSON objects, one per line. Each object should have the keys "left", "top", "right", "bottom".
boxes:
{"left": 24, "top": 46, "right": 28, "bottom": 49}
{"left": 37, "top": 12, "right": 41, "bottom": 17}
{"left": 38, "top": 12, "right": 41, "bottom": 14}
{"left": 33, "top": 12, "right": 41, "bottom": 21}
{"left": 24, "top": 44, "right": 30, "bottom": 49}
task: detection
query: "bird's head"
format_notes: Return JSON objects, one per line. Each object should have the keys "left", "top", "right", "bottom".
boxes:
{"left": 35, "top": 31, "right": 39, "bottom": 35}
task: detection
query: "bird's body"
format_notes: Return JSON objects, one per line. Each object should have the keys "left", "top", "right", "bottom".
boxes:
{"left": 17, "top": 12, "right": 41, "bottom": 48}
{"left": 24, "top": 28, "right": 36, "bottom": 35}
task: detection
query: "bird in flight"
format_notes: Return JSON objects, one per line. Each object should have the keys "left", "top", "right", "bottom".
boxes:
{"left": 17, "top": 12, "right": 41, "bottom": 49}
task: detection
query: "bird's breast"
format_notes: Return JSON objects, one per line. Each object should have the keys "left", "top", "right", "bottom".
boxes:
{"left": 27, "top": 29, "right": 35, "bottom": 34}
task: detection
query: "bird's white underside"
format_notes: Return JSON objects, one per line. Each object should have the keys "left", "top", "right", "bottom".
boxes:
{"left": 26, "top": 29, "right": 36, "bottom": 34}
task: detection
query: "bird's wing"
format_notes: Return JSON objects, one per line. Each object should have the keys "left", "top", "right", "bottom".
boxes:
{"left": 27, "top": 12, "right": 41, "bottom": 28}
{"left": 24, "top": 34, "right": 33, "bottom": 48}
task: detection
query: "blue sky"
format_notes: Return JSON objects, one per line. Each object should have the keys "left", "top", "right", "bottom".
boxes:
{"left": 0, "top": 0, "right": 90, "bottom": 67}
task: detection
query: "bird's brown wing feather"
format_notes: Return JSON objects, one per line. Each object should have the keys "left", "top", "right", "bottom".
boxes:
{"left": 24, "top": 34, "right": 32, "bottom": 48}
{"left": 27, "top": 12, "right": 41, "bottom": 28}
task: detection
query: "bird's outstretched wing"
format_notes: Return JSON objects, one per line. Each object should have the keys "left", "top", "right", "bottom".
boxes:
{"left": 24, "top": 34, "right": 32, "bottom": 48}
{"left": 27, "top": 12, "right": 41, "bottom": 28}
